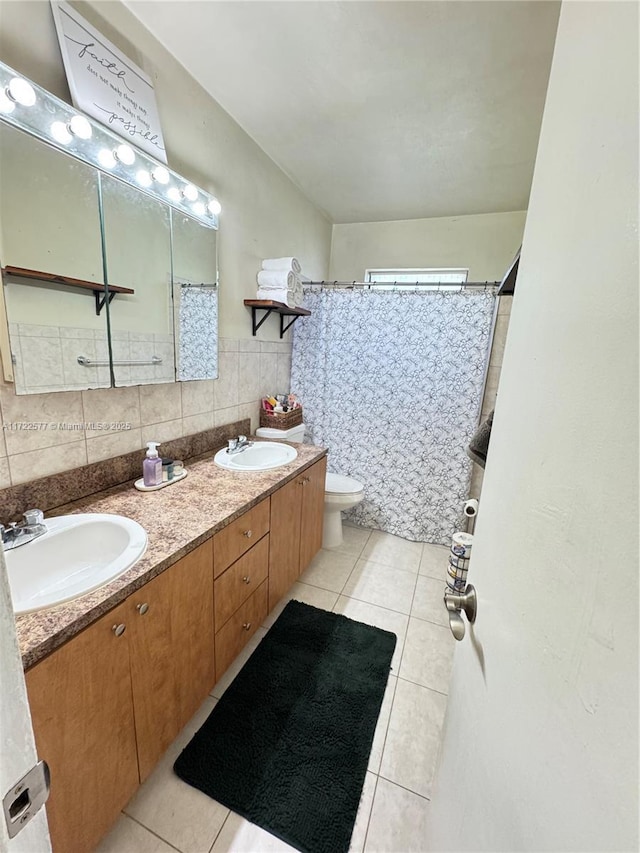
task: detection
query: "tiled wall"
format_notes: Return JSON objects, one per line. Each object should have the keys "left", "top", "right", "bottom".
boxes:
{"left": 468, "top": 294, "right": 512, "bottom": 498}
{"left": 0, "top": 338, "right": 292, "bottom": 487}
{"left": 9, "top": 323, "right": 176, "bottom": 393}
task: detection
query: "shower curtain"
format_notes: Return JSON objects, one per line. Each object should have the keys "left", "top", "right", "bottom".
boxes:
{"left": 290, "top": 288, "right": 496, "bottom": 545}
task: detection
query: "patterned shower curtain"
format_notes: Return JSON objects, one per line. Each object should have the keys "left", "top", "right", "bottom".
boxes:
{"left": 290, "top": 288, "right": 496, "bottom": 545}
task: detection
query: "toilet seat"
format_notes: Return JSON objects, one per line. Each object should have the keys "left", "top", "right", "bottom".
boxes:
{"left": 325, "top": 472, "right": 363, "bottom": 496}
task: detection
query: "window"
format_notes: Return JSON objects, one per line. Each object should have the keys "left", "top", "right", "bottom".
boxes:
{"left": 364, "top": 268, "right": 468, "bottom": 289}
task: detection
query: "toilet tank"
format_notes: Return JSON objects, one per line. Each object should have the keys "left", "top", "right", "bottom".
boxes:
{"left": 255, "top": 423, "right": 306, "bottom": 442}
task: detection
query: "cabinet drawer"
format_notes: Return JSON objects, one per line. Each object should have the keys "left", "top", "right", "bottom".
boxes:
{"left": 214, "top": 498, "right": 270, "bottom": 577}
{"left": 215, "top": 534, "right": 269, "bottom": 629}
{"left": 215, "top": 579, "right": 268, "bottom": 678}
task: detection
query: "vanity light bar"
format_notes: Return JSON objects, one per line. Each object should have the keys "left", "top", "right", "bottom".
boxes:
{"left": 0, "top": 61, "right": 220, "bottom": 229}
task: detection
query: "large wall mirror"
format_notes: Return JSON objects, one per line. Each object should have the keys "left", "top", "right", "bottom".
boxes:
{"left": 0, "top": 98, "right": 218, "bottom": 395}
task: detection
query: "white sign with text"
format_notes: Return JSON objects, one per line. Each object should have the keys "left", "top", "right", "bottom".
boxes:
{"left": 50, "top": 1, "right": 167, "bottom": 162}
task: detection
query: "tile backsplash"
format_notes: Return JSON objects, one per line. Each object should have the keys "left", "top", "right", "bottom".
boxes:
{"left": 0, "top": 337, "right": 293, "bottom": 488}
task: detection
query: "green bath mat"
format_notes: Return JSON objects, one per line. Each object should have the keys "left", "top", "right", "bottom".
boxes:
{"left": 174, "top": 599, "right": 396, "bottom": 853}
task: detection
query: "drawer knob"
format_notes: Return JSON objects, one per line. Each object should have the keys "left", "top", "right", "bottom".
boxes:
{"left": 303, "top": 476, "right": 311, "bottom": 483}
{"left": 243, "top": 529, "right": 253, "bottom": 538}
{"left": 242, "top": 575, "right": 251, "bottom": 584}
{"left": 242, "top": 622, "right": 252, "bottom": 631}
{"left": 112, "top": 623, "right": 126, "bottom": 637}
{"left": 136, "top": 603, "right": 149, "bottom": 615}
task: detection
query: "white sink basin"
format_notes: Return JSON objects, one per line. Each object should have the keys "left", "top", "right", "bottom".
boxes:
{"left": 6, "top": 513, "right": 148, "bottom": 615}
{"left": 214, "top": 441, "right": 298, "bottom": 472}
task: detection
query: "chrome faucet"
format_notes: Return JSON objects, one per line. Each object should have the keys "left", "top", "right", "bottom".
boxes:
{"left": 1, "top": 509, "right": 47, "bottom": 551}
{"left": 227, "top": 435, "right": 253, "bottom": 455}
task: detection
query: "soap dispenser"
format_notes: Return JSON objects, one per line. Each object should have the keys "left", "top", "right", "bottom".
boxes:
{"left": 143, "top": 441, "right": 162, "bottom": 486}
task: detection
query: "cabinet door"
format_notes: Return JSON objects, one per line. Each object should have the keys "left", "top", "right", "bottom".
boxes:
{"left": 26, "top": 601, "right": 138, "bottom": 853}
{"left": 127, "top": 540, "right": 215, "bottom": 781}
{"left": 268, "top": 476, "right": 303, "bottom": 609}
{"left": 299, "top": 457, "right": 327, "bottom": 574}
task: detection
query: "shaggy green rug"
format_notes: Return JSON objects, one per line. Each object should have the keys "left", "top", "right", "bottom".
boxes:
{"left": 174, "top": 599, "right": 396, "bottom": 853}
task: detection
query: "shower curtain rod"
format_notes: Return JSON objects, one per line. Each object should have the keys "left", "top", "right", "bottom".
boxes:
{"left": 304, "top": 280, "right": 500, "bottom": 289}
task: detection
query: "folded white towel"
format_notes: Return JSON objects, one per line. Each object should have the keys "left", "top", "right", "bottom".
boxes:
{"left": 262, "top": 257, "right": 301, "bottom": 274}
{"left": 257, "top": 287, "right": 295, "bottom": 307}
{"left": 257, "top": 269, "right": 296, "bottom": 290}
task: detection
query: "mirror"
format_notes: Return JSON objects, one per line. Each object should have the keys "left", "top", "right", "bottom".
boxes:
{"left": 0, "top": 118, "right": 219, "bottom": 394}
{"left": 172, "top": 213, "right": 218, "bottom": 381}
{"left": 100, "top": 175, "right": 175, "bottom": 386}
{"left": 0, "top": 122, "right": 111, "bottom": 392}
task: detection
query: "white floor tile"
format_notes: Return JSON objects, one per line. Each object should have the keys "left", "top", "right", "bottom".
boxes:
{"left": 332, "top": 596, "right": 409, "bottom": 674}
{"left": 336, "top": 523, "right": 372, "bottom": 558}
{"left": 364, "top": 778, "right": 431, "bottom": 853}
{"left": 262, "top": 582, "right": 339, "bottom": 629}
{"left": 411, "top": 574, "right": 450, "bottom": 627}
{"left": 124, "top": 698, "right": 229, "bottom": 853}
{"left": 211, "top": 812, "right": 298, "bottom": 852}
{"left": 379, "top": 678, "right": 447, "bottom": 799}
{"left": 419, "top": 542, "right": 450, "bottom": 579}
{"left": 97, "top": 814, "right": 178, "bottom": 853}
{"left": 361, "top": 531, "right": 423, "bottom": 573}
{"left": 399, "top": 618, "right": 455, "bottom": 694}
{"left": 368, "top": 675, "right": 397, "bottom": 773}
{"left": 342, "top": 559, "right": 417, "bottom": 615}
{"left": 298, "top": 549, "right": 358, "bottom": 593}
{"left": 211, "top": 628, "right": 267, "bottom": 699}
{"left": 349, "top": 771, "right": 378, "bottom": 853}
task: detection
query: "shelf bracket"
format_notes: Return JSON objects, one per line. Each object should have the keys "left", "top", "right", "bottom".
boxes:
{"left": 280, "top": 314, "right": 302, "bottom": 338}
{"left": 94, "top": 290, "right": 116, "bottom": 317}
{"left": 249, "top": 306, "right": 274, "bottom": 336}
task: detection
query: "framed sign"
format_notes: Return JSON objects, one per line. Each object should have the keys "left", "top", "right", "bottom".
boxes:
{"left": 50, "top": 0, "right": 167, "bottom": 162}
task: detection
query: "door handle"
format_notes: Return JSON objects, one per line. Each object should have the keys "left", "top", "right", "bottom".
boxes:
{"left": 443, "top": 584, "right": 477, "bottom": 641}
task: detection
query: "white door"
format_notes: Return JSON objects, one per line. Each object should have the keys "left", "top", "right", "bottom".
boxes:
{"left": 427, "top": 3, "right": 638, "bottom": 851}
{"left": 0, "top": 548, "right": 51, "bottom": 851}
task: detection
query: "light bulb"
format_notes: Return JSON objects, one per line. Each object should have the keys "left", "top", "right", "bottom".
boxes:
{"left": 207, "top": 198, "right": 222, "bottom": 216}
{"left": 192, "top": 202, "right": 206, "bottom": 216}
{"left": 182, "top": 183, "right": 198, "bottom": 201}
{"left": 166, "top": 187, "right": 181, "bottom": 203}
{"left": 69, "top": 115, "right": 92, "bottom": 139}
{"left": 136, "top": 169, "right": 152, "bottom": 188}
{"left": 98, "top": 148, "right": 117, "bottom": 169}
{"left": 51, "top": 121, "right": 72, "bottom": 144}
{"left": 152, "top": 166, "right": 170, "bottom": 184}
{"left": 7, "top": 77, "right": 36, "bottom": 107}
{"left": 0, "top": 90, "right": 15, "bottom": 114}
{"left": 115, "top": 144, "right": 135, "bottom": 165}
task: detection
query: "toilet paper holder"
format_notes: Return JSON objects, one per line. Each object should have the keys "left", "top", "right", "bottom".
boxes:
{"left": 443, "top": 584, "right": 477, "bottom": 641}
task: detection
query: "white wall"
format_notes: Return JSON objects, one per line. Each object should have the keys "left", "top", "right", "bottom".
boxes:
{"left": 427, "top": 1, "right": 638, "bottom": 849}
{"left": 330, "top": 210, "right": 525, "bottom": 282}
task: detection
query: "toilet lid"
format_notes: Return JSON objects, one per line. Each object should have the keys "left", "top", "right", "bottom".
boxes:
{"left": 325, "top": 472, "right": 363, "bottom": 495}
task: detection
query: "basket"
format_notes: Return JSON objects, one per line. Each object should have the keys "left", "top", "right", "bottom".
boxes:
{"left": 259, "top": 407, "right": 303, "bottom": 430}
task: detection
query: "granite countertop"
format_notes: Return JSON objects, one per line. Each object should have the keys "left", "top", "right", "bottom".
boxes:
{"left": 17, "top": 442, "right": 327, "bottom": 670}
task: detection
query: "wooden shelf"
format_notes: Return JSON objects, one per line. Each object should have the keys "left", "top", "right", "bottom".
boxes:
{"left": 243, "top": 299, "right": 310, "bottom": 338}
{"left": 2, "top": 265, "right": 134, "bottom": 316}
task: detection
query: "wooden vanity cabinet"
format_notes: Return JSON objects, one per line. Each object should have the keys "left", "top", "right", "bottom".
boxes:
{"left": 269, "top": 457, "right": 327, "bottom": 608}
{"left": 126, "top": 539, "right": 215, "bottom": 781}
{"left": 25, "top": 540, "right": 215, "bottom": 852}
{"left": 25, "top": 600, "right": 139, "bottom": 853}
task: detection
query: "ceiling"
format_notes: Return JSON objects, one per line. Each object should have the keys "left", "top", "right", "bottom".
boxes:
{"left": 125, "top": 1, "right": 560, "bottom": 224}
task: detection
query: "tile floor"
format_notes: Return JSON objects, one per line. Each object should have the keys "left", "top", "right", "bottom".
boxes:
{"left": 98, "top": 526, "right": 454, "bottom": 853}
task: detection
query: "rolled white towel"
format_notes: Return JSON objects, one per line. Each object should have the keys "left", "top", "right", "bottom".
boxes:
{"left": 262, "top": 257, "right": 302, "bottom": 274}
{"left": 293, "top": 277, "right": 304, "bottom": 307}
{"left": 257, "top": 287, "right": 295, "bottom": 307}
{"left": 257, "top": 269, "right": 296, "bottom": 290}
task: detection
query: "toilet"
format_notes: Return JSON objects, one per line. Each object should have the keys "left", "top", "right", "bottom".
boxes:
{"left": 255, "top": 423, "right": 364, "bottom": 549}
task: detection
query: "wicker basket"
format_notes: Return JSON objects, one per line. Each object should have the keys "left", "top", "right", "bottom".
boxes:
{"left": 259, "top": 407, "right": 303, "bottom": 430}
